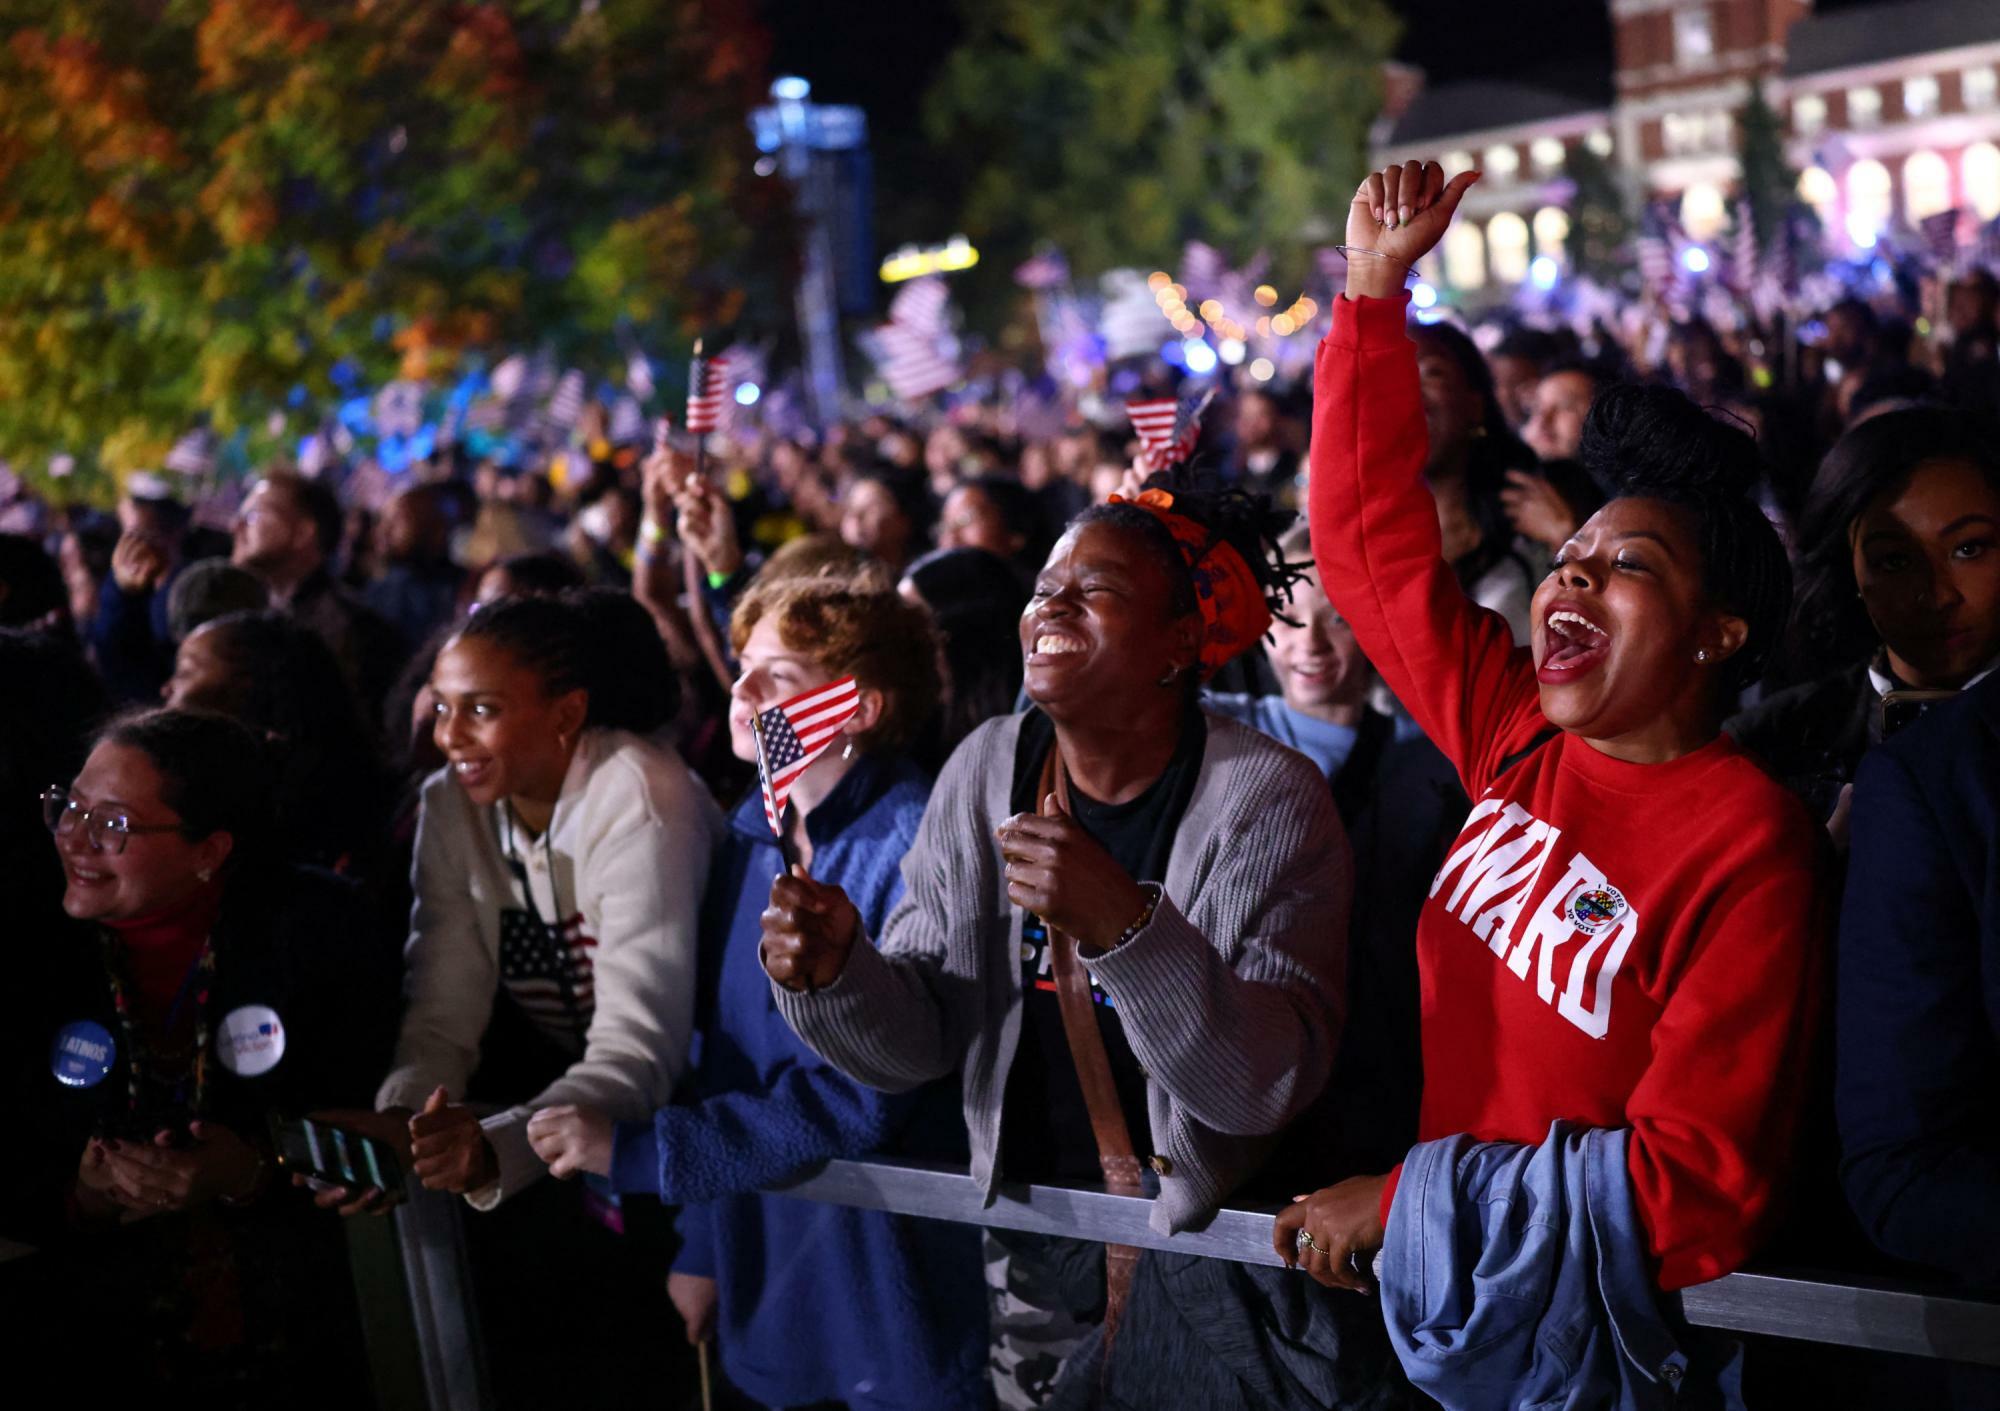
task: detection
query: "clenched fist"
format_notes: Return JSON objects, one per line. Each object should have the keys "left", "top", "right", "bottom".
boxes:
{"left": 760, "top": 865, "right": 861, "bottom": 993}
{"left": 1343, "top": 160, "right": 1481, "bottom": 301}
{"left": 996, "top": 795, "right": 1150, "bottom": 951}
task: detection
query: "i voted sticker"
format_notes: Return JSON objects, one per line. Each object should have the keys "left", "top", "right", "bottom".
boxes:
{"left": 215, "top": 1005, "right": 286, "bottom": 1078}
{"left": 51, "top": 1020, "right": 117, "bottom": 1089}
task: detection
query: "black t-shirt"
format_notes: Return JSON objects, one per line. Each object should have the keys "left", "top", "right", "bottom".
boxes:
{"left": 999, "top": 708, "right": 1206, "bottom": 1185}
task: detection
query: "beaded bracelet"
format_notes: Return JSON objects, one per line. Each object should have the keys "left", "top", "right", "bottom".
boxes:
{"left": 1112, "top": 882, "right": 1163, "bottom": 948}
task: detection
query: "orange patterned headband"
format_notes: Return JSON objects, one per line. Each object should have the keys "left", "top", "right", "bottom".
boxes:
{"left": 1106, "top": 488, "right": 1273, "bottom": 681}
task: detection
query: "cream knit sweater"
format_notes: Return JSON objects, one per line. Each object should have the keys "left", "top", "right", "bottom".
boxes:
{"left": 378, "top": 727, "right": 723, "bottom": 1208}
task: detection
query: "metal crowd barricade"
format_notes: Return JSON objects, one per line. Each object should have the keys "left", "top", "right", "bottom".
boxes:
{"left": 763, "top": 1158, "right": 2000, "bottom": 1369}
{"left": 383, "top": 1156, "right": 2000, "bottom": 1409}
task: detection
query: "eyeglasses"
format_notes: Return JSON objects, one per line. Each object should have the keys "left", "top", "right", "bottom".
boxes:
{"left": 40, "top": 787, "right": 184, "bottom": 855}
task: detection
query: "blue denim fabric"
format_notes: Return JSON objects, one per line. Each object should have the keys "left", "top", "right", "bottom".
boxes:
{"left": 1381, "top": 1122, "right": 1742, "bottom": 1411}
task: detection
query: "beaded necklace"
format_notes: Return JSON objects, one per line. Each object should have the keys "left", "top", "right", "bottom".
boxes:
{"left": 98, "top": 929, "right": 216, "bottom": 1118}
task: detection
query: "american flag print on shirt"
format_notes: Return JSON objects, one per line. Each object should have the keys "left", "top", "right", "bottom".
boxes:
{"left": 1125, "top": 386, "right": 1215, "bottom": 473}
{"left": 498, "top": 907, "right": 597, "bottom": 1051}
{"left": 752, "top": 675, "right": 862, "bottom": 835}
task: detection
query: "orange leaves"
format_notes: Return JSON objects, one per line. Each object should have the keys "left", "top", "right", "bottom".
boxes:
{"left": 393, "top": 308, "right": 499, "bottom": 379}
{"left": 0, "top": 0, "right": 776, "bottom": 489}
{"left": 9, "top": 29, "right": 183, "bottom": 174}
{"left": 436, "top": 4, "right": 527, "bottom": 104}
{"left": 85, "top": 193, "right": 153, "bottom": 259}
{"left": 197, "top": 131, "right": 277, "bottom": 248}
{"left": 195, "top": 0, "right": 333, "bottom": 91}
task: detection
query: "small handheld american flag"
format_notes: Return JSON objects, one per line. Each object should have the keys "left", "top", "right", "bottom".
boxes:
{"left": 1919, "top": 208, "right": 1962, "bottom": 266}
{"left": 686, "top": 345, "right": 732, "bottom": 435}
{"left": 750, "top": 676, "right": 862, "bottom": 841}
{"left": 1126, "top": 386, "right": 1216, "bottom": 473}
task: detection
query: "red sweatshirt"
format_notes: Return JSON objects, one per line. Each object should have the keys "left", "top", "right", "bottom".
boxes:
{"left": 1309, "top": 292, "right": 1826, "bottom": 1291}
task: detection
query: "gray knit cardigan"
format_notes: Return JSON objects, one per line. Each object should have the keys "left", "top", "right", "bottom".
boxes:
{"left": 773, "top": 709, "right": 1351, "bottom": 1234}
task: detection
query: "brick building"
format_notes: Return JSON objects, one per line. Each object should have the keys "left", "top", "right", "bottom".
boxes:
{"left": 1375, "top": 0, "right": 2000, "bottom": 298}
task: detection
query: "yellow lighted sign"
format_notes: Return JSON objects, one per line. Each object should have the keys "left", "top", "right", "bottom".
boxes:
{"left": 879, "top": 235, "right": 980, "bottom": 283}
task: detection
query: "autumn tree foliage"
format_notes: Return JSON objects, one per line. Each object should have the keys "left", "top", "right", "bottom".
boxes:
{"left": 925, "top": 0, "right": 1400, "bottom": 287}
{"left": 0, "top": 0, "right": 778, "bottom": 484}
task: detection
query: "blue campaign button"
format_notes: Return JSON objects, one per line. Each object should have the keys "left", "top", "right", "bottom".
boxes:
{"left": 50, "top": 1020, "right": 117, "bottom": 1089}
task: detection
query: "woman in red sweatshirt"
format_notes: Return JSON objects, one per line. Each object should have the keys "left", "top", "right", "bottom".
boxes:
{"left": 1276, "top": 160, "right": 1826, "bottom": 1295}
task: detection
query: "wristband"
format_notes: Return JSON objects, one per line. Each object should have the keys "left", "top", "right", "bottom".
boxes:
{"left": 640, "top": 517, "right": 668, "bottom": 545}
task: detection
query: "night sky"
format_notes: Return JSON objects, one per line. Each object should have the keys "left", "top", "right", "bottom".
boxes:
{"left": 758, "top": 0, "right": 1618, "bottom": 148}
{"left": 757, "top": 0, "right": 1885, "bottom": 248}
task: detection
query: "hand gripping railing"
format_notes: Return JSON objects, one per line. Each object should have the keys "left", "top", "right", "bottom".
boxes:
{"left": 385, "top": 1157, "right": 2000, "bottom": 1410}
{"left": 765, "top": 1157, "right": 2000, "bottom": 1369}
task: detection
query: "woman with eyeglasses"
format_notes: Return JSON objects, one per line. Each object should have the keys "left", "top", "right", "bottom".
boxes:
{"left": 22, "top": 707, "right": 395, "bottom": 1395}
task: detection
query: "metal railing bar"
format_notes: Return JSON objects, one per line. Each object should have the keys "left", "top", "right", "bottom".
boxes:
{"left": 767, "top": 1158, "right": 2000, "bottom": 1367}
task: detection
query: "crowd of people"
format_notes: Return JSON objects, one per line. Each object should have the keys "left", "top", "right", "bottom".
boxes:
{"left": 2, "top": 158, "right": 1998, "bottom": 1410}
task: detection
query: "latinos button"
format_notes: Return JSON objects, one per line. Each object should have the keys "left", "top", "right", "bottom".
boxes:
{"left": 51, "top": 1020, "right": 117, "bottom": 1089}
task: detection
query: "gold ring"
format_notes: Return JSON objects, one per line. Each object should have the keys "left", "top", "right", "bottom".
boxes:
{"left": 1295, "top": 1228, "right": 1322, "bottom": 1255}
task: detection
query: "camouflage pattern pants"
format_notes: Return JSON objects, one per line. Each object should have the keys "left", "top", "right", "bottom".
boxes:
{"left": 984, "top": 1230, "right": 1103, "bottom": 1410}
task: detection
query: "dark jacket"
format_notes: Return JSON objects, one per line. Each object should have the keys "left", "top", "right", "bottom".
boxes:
{"left": 1381, "top": 1123, "right": 1743, "bottom": 1411}
{"left": 19, "top": 865, "right": 398, "bottom": 1242}
{"left": 87, "top": 570, "right": 182, "bottom": 705}
{"left": 7, "top": 865, "right": 398, "bottom": 1396}
{"left": 286, "top": 568, "right": 405, "bottom": 723}
{"left": 1838, "top": 670, "right": 2000, "bottom": 1287}
{"left": 361, "top": 558, "right": 464, "bottom": 654}
{"left": 1726, "top": 662, "right": 1875, "bottom": 824}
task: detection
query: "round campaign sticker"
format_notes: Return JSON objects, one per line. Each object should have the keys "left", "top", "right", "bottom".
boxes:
{"left": 50, "top": 1020, "right": 117, "bottom": 1089}
{"left": 1568, "top": 884, "right": 1629, "bottom": 936}
{"left": 215, "top": 1004, "right": 286, "bottom": 1078}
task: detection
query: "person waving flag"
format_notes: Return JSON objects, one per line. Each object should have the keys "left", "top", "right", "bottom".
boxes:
{"left": 1126, "top": 386, "right": 1216, "bottom": 473}
{"left": 750, "top": 676, "right": 861, "bottom": 843}
{"left": 686, "top": 345, "right": 732, "bottom": 435}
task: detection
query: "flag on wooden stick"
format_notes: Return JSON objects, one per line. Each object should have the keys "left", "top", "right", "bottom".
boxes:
{"left": 751, "top": 676, "right": 862, "bottom": 838}
{"left": 686, "top": 345, "right": 732, "bottom": 434}
{"left": 1126, "top": 387, "right": 1216, "bottom": 474}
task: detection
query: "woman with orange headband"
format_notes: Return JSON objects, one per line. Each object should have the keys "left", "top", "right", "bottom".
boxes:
{"left": 760, "top": 479, "right": 1388, "bottom": 1407}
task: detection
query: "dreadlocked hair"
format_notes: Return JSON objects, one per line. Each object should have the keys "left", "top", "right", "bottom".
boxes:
{"left": 1071, "top": 466, "right": 1312, "bottom": 626}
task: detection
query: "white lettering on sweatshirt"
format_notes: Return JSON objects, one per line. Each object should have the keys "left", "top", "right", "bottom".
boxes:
{"left": 1432, "top": 798, "right": 1640, "bottom": 1040}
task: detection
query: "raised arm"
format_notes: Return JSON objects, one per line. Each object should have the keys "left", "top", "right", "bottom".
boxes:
{"left": 1308, "top": 161, "right": 1545, "bottom": 792}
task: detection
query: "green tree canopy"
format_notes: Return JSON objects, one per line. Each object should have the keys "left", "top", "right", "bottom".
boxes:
{"left": 1736, "top": 78, "right": 1794, "bottom": 256}
{"left": 1563, "top": 140, "right": 1633, "bottom": 289}
{"left": 0, "top": 0, "right": 779, "bottom": 488}
{"left": 925, "top": 0, "right": 1399, "bottom": 288}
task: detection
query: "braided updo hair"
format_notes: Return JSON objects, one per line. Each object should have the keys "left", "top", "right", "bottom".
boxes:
{"left": 1578, "top": 385, "right": 1792, "bottom": 692}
